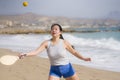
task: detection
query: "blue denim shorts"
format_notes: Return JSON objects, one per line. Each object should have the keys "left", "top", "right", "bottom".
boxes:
{"left": 49, "top": 63, "right": 75, "bottom": 78}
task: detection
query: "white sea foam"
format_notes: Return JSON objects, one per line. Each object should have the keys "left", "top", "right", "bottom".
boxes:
{"left": 63, "top": 34, "right": 120, "bottom": 51}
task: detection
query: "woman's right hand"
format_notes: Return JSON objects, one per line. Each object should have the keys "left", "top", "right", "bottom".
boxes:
{"left": 18, "top": 54, "right": 27, "bottom": 59}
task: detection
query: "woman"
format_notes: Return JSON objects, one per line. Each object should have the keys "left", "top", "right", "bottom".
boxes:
{"left": 19, "top": 24, "right": 91, "bottom": 80}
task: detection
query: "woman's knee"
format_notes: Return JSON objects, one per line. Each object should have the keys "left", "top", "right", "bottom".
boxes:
{"left": 48, "top": 76, "right": 60, "bottom": 80}
{"left": 65, "top": 73, "right": 79, "bottom": 80}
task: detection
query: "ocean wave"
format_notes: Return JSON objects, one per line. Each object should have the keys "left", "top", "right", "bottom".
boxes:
{"left": 63, "top": 34, "right": 120, "bottom": 51}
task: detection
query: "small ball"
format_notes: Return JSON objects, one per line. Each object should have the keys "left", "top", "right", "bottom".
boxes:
{"left": 23, "top": 1, "right": 28, "bottom": 7}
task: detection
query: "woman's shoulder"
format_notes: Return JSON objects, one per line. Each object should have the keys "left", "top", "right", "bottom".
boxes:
{"left": 42, "top": 39, "right": 51, "bottom": 44}
{"left": 42, "top": 39, "right": 52, "bottom": 47}
{"left": 62, "top": 39, "right": 74, "bottom": 49}
{"left": 62, "top": 39, "right": 70, "bottom": 45}
{"left": 62, "top": 39, "right": 68, "bottom": 43}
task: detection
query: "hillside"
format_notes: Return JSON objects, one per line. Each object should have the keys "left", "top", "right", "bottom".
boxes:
{"left": 0, "top": 13, "right": 120, "bottom": 34}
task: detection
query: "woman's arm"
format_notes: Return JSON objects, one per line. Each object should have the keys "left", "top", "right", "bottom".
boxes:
{"left": 64, "top": 40, "right": 91, "bottom": 61}
{"left": 19, "top": 40, "right": 48, "bottom": 59}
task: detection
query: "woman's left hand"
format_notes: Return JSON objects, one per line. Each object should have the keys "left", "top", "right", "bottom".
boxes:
{"left": 83, "top": 58, "right": 91, "bottom": 61}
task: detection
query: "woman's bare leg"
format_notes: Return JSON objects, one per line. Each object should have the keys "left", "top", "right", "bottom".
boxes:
{"left": 65, "top": 73, "right": 79, "bottom": 80}
{"left": 48, "top": 76, "right": 60, "bottom": 80}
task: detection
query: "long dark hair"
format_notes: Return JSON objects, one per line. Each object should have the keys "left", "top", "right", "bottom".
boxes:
{"left": 51, "top": 23, "right": 75, "bottom": 49}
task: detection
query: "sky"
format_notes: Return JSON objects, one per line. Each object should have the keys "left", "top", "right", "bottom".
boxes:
{"left": 0, "top": 0, "right": 120, "bottom": 18}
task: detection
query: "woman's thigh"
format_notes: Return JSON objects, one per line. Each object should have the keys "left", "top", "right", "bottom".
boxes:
{"left": 65, "top": 73, "right": 79, "bottom": 80}
{"left": 48, "top": 76, "right": 60, "bottom": 80}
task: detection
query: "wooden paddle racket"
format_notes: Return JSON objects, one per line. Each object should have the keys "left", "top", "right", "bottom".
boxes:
{"left": 0, "top": 55, "right": 19, "bottom": 65}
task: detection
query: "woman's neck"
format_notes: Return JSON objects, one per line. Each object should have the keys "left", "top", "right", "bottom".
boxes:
{"left": 52, "top": 37, "right": 60, "bottom": 42}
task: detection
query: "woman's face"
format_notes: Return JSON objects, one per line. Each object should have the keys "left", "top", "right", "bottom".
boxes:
{"left": 51, "top": 25, "right": 61, "bottom": 38}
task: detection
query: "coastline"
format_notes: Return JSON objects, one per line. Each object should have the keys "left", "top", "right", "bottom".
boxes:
{"left": 0, "top": 48, "right": 120, "bottom": 80}
{"left": 0, "top": 27, "right": 119, "bottom": 34}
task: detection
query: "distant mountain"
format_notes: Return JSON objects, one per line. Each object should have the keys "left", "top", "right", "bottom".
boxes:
{"left": 0, "top": 12, "right": 120, "bottom": 28}
{"left": 105, "top": 11, "right": 120, "bottom": 20}
{"left": 0, "top": 12, "right": 42, "bottom": 23}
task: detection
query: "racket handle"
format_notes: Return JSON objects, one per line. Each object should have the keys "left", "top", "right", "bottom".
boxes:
{"left": 19, "top": 54, "right": 27, "bottom": 59}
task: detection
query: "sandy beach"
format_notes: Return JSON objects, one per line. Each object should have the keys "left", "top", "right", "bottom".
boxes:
{"left": 0, "top": 48, "right": 120, "bottom": 80}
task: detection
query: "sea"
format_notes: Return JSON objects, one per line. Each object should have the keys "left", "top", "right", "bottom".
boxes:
{"left": 0, "top": 31, "right": 120, "bottom": 72}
